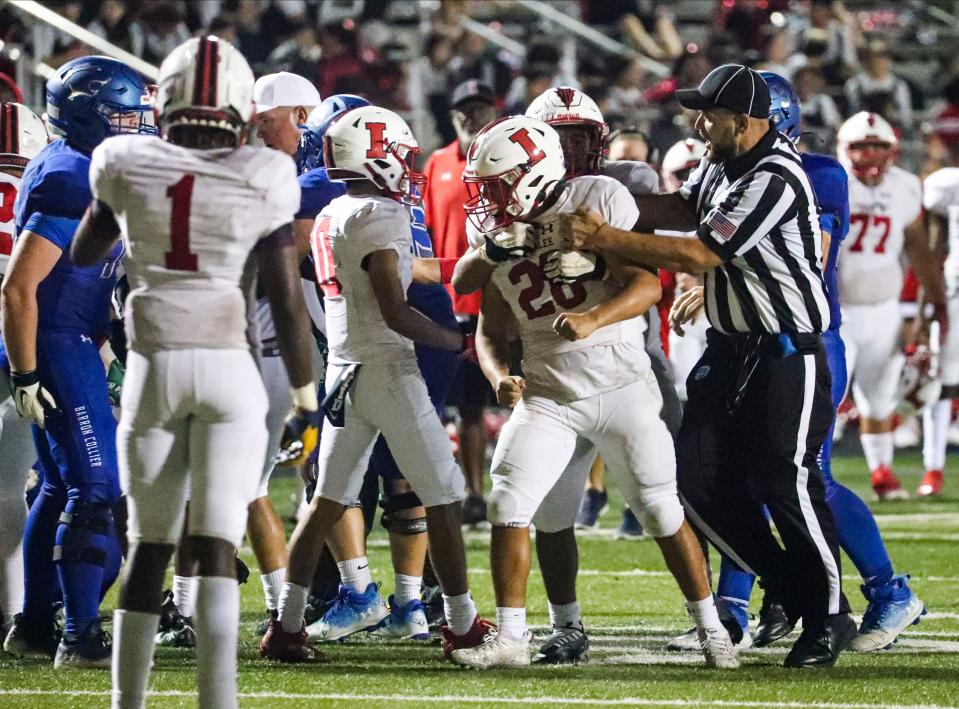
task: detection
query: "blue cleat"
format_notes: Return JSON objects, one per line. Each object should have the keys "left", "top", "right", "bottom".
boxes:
{"left": 615, "top": 507, "right": 644, "bottom": 539}
{"left": 850, "top": 575, "right": 925, "bottom": 652}
{"left": 305, "top": 582, "right": 389, "bottom": 643}
{"left": 575, "top": 488, "right": 608, "bottom": 529}
{"left": 370, "top": 596, "right": 430, "bottom": 640}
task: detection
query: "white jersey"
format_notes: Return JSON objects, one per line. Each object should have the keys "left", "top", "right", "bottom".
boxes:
{"left": 602, "top": 160, "right": 659, "bottom": 197}
{"left": 313, "top": 194, "right": 414, "bottom": 365}
{"left": 90, "top": 135, "right": 300, "bottom": 353}
{"left": 487, "top": 175, "right": 648, "bottom": 402}
{"left": 840, "top": 165, "right": 921, "bottom": 304}
{"left": 0, "top": 171, "right": 20, "bottom": 276}
{"left": 923, "top": 167, "right": 959, "bottom": 295}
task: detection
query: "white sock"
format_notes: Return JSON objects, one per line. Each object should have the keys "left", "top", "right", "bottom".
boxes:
{"left": 442, "top": 591, "right": 477, "bottom": 636}
{"left": 337, "top": 556, "right": 372, "bottom": 592}
{"left": 860, "top": 432, "right": 893, "bottom": 471}
{"left": 195, "top": 577, "right": 239, "bottom": 709}
{"left": 0, "top": 493, "right": 26, "bottom": 620}
{"left": 394, "top": 574, "right": 422, "bottom": 607}
{"left": 111, "top": 609, "right": 158, "bottom": 709}
{"left": 172, "top": 574, "right": 198, "bottom": 618}
{"left": 548, "top": 600, "right": 581, "bottom": 629}
{"left": 259, "top": 568, "right": 286, "bottom": 612}
{"left": 495, "top": 606, "right": 527, "bottom": 641}
{"left": 686, "top": 595, "right": 723, "bottom": 632}
{"left": 923, "top": 399, "right": 952, "bottom": 470}
{"left": 278, "top": 582, "right": 309, "bottom": 633}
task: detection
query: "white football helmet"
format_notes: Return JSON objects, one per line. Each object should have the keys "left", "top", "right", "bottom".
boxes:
{"left": 464, "top": 116, "right": 565, "bottom": 232}
{"left": 525, "top": 86, "right": 608, "bottom": 177}
{"left": 661, "top": 138, "right": 706, "bottom": 192}
{"left": 837, "top": 111, "right": 898, "bottom": 185}
{"left": 156, "top": 36, "right": 254, "bottom": 135}
{"left": 0, "top": 102, "right": 49, "bottom": 170}
{"left": 323, "top": 105, "right": 424, "bottom": 205}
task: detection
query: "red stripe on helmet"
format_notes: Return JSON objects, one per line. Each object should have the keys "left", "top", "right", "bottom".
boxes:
{"left": 192, "top": 36, "right": 219, "bottom": 107}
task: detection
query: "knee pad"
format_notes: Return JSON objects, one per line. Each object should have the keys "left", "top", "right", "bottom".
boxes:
{"left": 53, "top": 501, "right": 115, "bottom": 567}
{"left": 634, "top": 493, "right": 684, "bottom": 538}
{"left": 486, "top": 485, "right": 529, "bottom": 528}
{"left": 379, "top": 491, "right": 425, "bottom": 533}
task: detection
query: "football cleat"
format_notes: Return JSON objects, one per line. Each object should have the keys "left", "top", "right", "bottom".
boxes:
{"left": 849, "top": 575, "right": 925, "bottom": 652}
{"left": 370, "top": 597, "right": 430, "bottom": 640}
{"left": 54, "top": 622, "right": 112, "bottom": 670}
{"left": 752, "top": 597, "right": 796, "bottom": 647}
{"left": 156, "top": 616, "right": 196, "bottom": 648}
{"left": 784, "top": 613, "right": 856, "bottom": 668}
{"left": 666, "top": 597, "right": 751, "bottom": 652}
{"left": 917, "top": 469, "right": 943, "bottom": 497}
{"left": 441, "top": 615, "right": 497, "bottom": 658}
{"left": 450, "top": 628, "right": 533, "bottom": 669}
{"left": 871, "top": 465, "right": 908, "bottom": 501}
{"left": 615, "top": 507, "right": 644, "bottom": 539}
{"left": 462, "top": 495, "right": 488, "bottom": 526}
{"left": 699, "top": 626, "right": 739, "bottom": 669}
{"left": 256, "top": 609, "right": 278, "bottom": 637}
{"left": 3, "top": 613, "right": 61, "bottom": 659}
{"left": 532, "top": 623, "right": 589, "bottom": 664}
{"left": 421, "top": 584, "right": 446, "bottom": 630}
{"left": 305, "top": 583, "right": 389, "bottom": 643}
{"left": 259, "top": 618, "right": 326, "bottom": 663}
{"left": 575, "top": 488, "right": 608, "bottom": 529}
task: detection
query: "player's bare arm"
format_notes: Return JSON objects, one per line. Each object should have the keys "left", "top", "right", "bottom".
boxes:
{"left": 821, "top": 229, "right": 832, "bottom": 269}
{"left": 474, "top": 280, "right": 523, "bottom": 407}
{"left": 451, "top": 246, "right": 495, "bottom": 294}
{"left": 411, "top": 256, "right": 459, "bottom": 285}
{"left": 558, "top": 208, "right": 722, "bottom": 274}
{"left": 633, "top": 191, "right": 698, "bottom": 233}
{"left": 368, "top": 247, "right": 463, "bottom": 351}
{"left": 904, "top": 214, "right": 948, "bottom": 337}
{"left": 293, "top": 217, "right": 314, "bottom": 257}
{"left": 71, "top": 200, "right": 122, "bottom": 266}
{"left": 1, "top": 232, "right": 61, "bottom": 373}
{"left": 256, "top": 223, "right": 316, "bottom": 390}
{"left": 553, "top": 258, "right": 661, "bottom": 342}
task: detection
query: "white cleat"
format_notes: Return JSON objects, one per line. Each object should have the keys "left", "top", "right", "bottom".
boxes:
{"left": 700, "top": 626, "right": 740, "bottom": 669}
{"left": 667, "top": 626, "right": 752, "bottom": 653}
{"left": 450, "top": 629, "right": 532, "bottom": 669}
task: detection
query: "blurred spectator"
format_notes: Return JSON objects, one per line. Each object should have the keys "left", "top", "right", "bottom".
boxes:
{"left": 608, "top": 126, "right": 652, "bottom": 163}
{"left": 447, "top": 32, "right": 514, "bottom": 101}
{"left": 583, "top": 1, "right": 682, "bottom": 62}
{"left": 86, "top": 0, "right": 136, "bottom": 55}
{"left": 716, "top": 0, "right": 789, "bottom": 55}
{"left": 506, "top": 64, "right": 553, "bottom": 115}
{"left": 265, "top": 25, "right": 321, "bottom": 79}
{"left": 130, "top": 2, "right": 190, "bottom": 66}
{"left": 794, "top": 65, "right": 842, "bottom": 136}
{"left": 757, "top": 28, "right": 794, "bottom": 77}
{"left": 605, "top": 57, "right": 647, "bottom": 123}
{"left": 789, "top": 0, "right": 858, "bottom": 86}
{"left": 421, "top": 80, "right": 498, "bottom": 522}
{"left": 408, "top": 31, "right": 457, "bottom": 148}
{"left": 504, "top": 42, "right": 576, "bottom": 116}
{"left": 845, "top": 40, "right": 912, "bottom": 128}
{"left": 316, "top": 24, "right": 364, "bottom": 98}
{"left": 234, "top": 0, "right": 273, "bottom": 69}
{"left": 207, "top": 15, "right": 239, "bottom": 46}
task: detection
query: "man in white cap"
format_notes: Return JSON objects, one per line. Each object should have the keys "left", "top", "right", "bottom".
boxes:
{"left": 254, "top": 71, "right": 321, "bottom": 155}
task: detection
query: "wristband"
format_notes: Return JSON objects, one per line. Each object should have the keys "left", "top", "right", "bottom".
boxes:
{"left": 290, "top": 383, "right": 319, "bottom": 412}
{"left": 439, "top": 257, "right": 459, "bottom": 284}
{"left": 477, "top": 245, "right": 497, "bottom": 266}
{"left": 10, "top": 370, "right": 39, "bottom": 388}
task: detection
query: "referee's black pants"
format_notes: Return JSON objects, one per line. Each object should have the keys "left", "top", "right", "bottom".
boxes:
{"left": 676, "top": 330, "right": 850, "bottom": 627}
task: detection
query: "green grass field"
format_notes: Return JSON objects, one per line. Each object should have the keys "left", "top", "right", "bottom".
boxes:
{"left": 2, "top": 451, "right": 958, "bottom": 708}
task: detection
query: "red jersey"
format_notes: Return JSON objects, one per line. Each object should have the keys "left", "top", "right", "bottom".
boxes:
{"left": 422, "top": 140, "right": 481, "bottom": 316}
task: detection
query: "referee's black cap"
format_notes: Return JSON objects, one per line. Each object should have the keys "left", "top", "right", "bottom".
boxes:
{"left": 675, "top": 64, "right": 771, "bottom": 118}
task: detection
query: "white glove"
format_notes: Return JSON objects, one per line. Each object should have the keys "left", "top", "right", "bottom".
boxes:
{"left": 479, "top": 222, "right": 535, "bottom": 263}
{"left": 10, "top": 371, "right": 59, "bottom": 428}
{"left": 544, "top": 250, "right": 606, "bottom": 284}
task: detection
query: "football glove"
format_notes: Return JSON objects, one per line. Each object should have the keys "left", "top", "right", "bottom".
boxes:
{"left": 275, "top": 406, "right": 321, "bottom": 467}
{"left": 544, "top": 250, "right": 606, "bottom": 284}
{"left": 10, "top": 370, "right": 58, "bottom": 429}
{"left": 107, "top": 359, "right": 125, "bottom": 407}
{"left": 480, "top": 222, "right": 535, "bottom": 263}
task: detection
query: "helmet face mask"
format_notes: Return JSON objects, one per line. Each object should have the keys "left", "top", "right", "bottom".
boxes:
{"left": 837, "top": 111, "right": 898, "bottom": 185}
{"left": 844, "top": 140, "right": 896, "bottom": 184}
{"left": 463, "top": 169, "right": 525, "bottom": 232}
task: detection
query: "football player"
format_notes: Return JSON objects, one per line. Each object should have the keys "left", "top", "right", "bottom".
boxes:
{"left": 0, "top": 102, "right": 48, "bottom": 640}
{"left": 260, "top": 105, "right": 490, "bottom": 663}
{"left": 669, "top": 73, "right": 928, "bottom": 653}
{"left": 918, "top": 133, "right": 959, "bottom": 497}
{"left": 448, "top": 116, "right": 737, "bottom": 669}
{"left": 1, "top": 56, "right": 156, "bottom": 668}
{"left": 835, "top": 112, "right": 947, "bottom": 500}
{"left": 70, "top": 37, "right": 319, "bottom": 709}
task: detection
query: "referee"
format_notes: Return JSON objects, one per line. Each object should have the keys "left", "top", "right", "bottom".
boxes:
{"left": 558, "top": 64, "right": 854, "bottom": 668}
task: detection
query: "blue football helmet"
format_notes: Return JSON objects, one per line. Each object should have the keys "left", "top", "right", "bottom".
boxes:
{"left": 46, "top": 55, "right": 157, "bottom": 153}
{"left": 759, "top": 71, "right": 801, "bottom": 142}
{"left": 296, "top": 94, "right": 370, "bottom": 173}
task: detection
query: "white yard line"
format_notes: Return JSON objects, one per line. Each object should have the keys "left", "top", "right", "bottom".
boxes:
{"left": 0, "top": 690, "right": 955, "bottom": 709}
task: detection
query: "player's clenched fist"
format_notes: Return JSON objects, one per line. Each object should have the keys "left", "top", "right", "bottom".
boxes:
{"left": 556, "top": 208, "right": 607, "bottom": 251}
{"left": 495, "top": 375, "right": 526, "bottom": 408}
{"left": 553, "top": 311, "right": 598, "bottom": 342}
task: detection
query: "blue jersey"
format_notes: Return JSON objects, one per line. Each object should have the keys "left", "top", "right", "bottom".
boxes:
{"left": 298, "top": 168, "right": 454, "bottom": 324}
{"left": 14, "top": 140, "right": 122, "bottom": 337}
{"left": 802, "top": 152, "right": 848, "bottom": 332}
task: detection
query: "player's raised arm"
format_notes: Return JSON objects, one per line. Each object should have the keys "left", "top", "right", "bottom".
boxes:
{"left": 368, "top": 248, "right": 463, "bottom": 351}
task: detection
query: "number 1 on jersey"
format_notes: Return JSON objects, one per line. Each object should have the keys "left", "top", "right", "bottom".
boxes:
{"left": 165, "top": 175, "right": 199, "bottom": 271}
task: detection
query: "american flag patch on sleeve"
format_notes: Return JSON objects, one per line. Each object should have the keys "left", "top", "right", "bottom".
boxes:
{"left": 707, "top": 210, "right": 738, "bottom": 242}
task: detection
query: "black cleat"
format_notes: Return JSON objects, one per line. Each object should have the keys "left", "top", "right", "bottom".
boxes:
{"left": 54, "top": 621, "right": 112, "bottom": 669}
{"left": 3, "top": 613, "right": 62, "bottom": 659}
{"left": 784, "top": 613, "right": 857, "bottom": 668}
{"left": 156, "top": 590, "right": 195, "bottom": 648}
{"left": 532, "top": 623, "right": 589, "bottom": 664}
{"left": 462, "top": 495, "right": 488, "bottom": 525}
{"left": 752, "top": 597, "right": 796, "bottom": 647}
{"left": 256, "top": 609, "right": 278, "bottom": 637}
{"left": 235, "top": 556, "right": 250, "bottom": 584}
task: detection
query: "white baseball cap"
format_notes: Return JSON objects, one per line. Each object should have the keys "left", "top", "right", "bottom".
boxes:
{"left": 253, "top": 72, "right": 320, "bottom": 113}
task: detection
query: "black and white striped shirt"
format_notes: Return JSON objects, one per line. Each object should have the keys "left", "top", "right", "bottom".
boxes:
{"left": 680, "top": 128, "right": 830, "bottom": 335}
